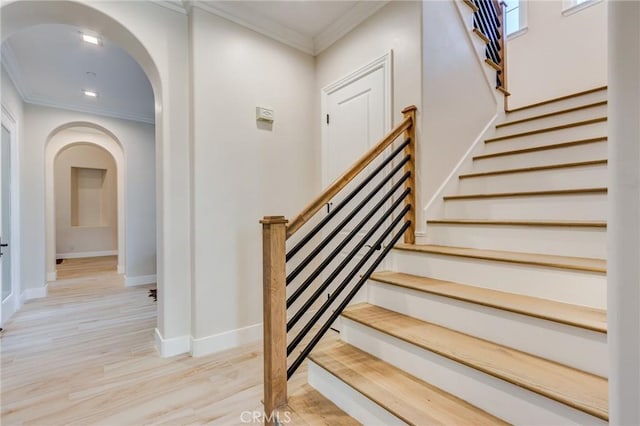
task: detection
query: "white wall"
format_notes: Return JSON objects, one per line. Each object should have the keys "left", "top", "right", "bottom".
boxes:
{"left": 507, "top": 0, "right": 607, "bottom": 108}
{"left": 421, "top": 0, "right": 497, "bottom": 222}
{"left": 23, "top": 104, "right": 156, "bottom": 282}
{"left": 608, "top": 1, "right": 640, "bottom": 423}
{"left": 316, "top": 1, "right": 422, "bottom": 132}
{"left": 54, "top": 143, "right": 117, "bottom": 257}
{"left": 189, "top": 7, "right": 317, "bottom": 352}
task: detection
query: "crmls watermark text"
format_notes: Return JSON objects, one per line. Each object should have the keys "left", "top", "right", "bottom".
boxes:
{"left": 240, "top": 410, "right": 292, "bottom": 424}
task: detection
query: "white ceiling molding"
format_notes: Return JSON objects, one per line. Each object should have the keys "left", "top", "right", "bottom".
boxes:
{"left": 192, "top": 0, "right": 315, "bottom": 54}
{"left": 21, "top": 94, "right": 155, "bottom": 124}
{"left": 149, "top": 0, "right": 390, "bottom": 56}
{"left": 2, "top": 40, "right": 154, "bottom": 124}
{"left": 313, "top": 1, "right": 390, "bottom": 55}
{"left": 1, "top": 41, "right": 29, "bottom": 100}
{"left": 148, "top": 0, "right": 188, "bottom": 14}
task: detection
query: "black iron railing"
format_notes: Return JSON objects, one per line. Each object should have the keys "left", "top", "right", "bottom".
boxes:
{"left": 473, "top": 0, "right": 508, "bottom": 92}
{"left": 260, "top": 106, "right": 417, "bottom": 421}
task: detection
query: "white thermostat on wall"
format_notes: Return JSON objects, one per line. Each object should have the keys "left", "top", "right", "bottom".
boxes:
{"left": 256, "top": 107, "right": 274, "bottom": 123}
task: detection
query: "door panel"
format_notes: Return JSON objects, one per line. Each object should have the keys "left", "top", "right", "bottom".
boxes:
{"left": 1, "top": 124, "right": 11, "bottom": 303}
{"left": 320, "top": 64, "right": 390, "bottom": 316}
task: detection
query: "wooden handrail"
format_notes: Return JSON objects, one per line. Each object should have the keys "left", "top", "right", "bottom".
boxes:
{"left": 286, "top": 112, "right": 415, "bottom": 239}
{"left": 261, "top": 106, "right": 418, "bottom": 419}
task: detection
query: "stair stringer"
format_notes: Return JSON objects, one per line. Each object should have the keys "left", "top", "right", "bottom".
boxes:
{"left": 418, "top": 114, "right": 498, "bottom": 243}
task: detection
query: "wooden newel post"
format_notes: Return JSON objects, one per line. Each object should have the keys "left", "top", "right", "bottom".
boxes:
{"left": 401, "top": 105, "right": 417, "bottom": 244}
{"left": 260, "top": 215, "right": 288, "bottom": 424}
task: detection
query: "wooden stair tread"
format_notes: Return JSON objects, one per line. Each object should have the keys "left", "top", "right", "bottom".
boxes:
{"left": 427, "top": 219, "right": 606, "bottom": 228}
{"left": 497, "top": 101, "right": 608, "bottom": 129}
{"left": 496, "top": 86, "right": 510, "bottom": 96}
{"left": 342, "top": 304, "right": 609, "bottom": 420}
{"left": 485, "top": 58, "right": 502, "bottom": 72}
{"left": 463, "top": 0, "right": 480, "bottom": 13}
{"left": 485, "top": 117, "right": 607, "bottom": 143}
{"left": 486, "top": 117, "right": 608, "bottom": 143}
{"left": 472, "top": 28, "right": 490, "bottom": 44}
{"left": 506, "top": 86, "right": 607, "bottom": 113}
{"left": 461, "top": 159, "right": 608, "bottom": 178}
{"left": 474, "top": 137, "right": 607, "bottom": 160}
{"left": 280, "top": 384, "right": 361, "bottom": 426}
{"left": 394, "top": 244, "right": 607, "bottom": 273}
{"left": 370, "top": 271, "right": 607, "bottom": 332}
{"left": 443, "top": 187, "right": 607, "bottom": 200}
{"left": 309, "top": 341, "right": 507, "bottom": 426}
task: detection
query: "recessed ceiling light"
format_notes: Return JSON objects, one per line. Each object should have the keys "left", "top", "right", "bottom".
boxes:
{"left": 83, "top": 90, "right": 98, "bottom": 98}
{"left": 82, "top": 34, "right": 101, "bottom": 45}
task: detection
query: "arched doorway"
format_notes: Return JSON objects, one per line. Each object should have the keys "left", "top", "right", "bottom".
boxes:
{"left": 1, "top": 1, "right": 191, "bottom": 356}
{"left": 46, "top": 125, "right": 125, "bottom": 280}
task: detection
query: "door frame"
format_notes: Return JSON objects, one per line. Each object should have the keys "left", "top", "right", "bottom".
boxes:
{"left": 1, "top": 105, "right": 21, "bottom": 325}
{"left": 320, "top": 51, "right": 393, "bottom": 187}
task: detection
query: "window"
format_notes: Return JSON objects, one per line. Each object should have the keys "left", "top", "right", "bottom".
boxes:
{"left": 563, "top": 0, "right": 602, "bottom": 16}
{"left": 504, "top": 0, "right": 527, "bottom": 38}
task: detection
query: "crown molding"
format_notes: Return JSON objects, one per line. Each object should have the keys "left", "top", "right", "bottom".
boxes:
{"left": 24, "top": 95, "right": 155, "bottom": 124}
{"left": 313, "top": 1, "right": 390, "bottom": 55}
{"left": 191, "top": 0, "right": 315, "bottom": 55}
{"left": 1, "top": 41, "right": 29, "bottom": 100}
{"left": 147, "top": 0, "right": 188, "bottom": 14}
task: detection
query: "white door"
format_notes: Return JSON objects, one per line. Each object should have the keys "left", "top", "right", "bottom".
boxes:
{"left": 319, "top": 54, "right": 392, "bottom": 313}
{"left": 1, "top": 120, "right": 15, "bottom": 325}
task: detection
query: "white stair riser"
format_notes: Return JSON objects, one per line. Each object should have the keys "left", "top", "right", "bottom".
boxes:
{"left": 425, "top": 224, "right": 606, "bottom": 258}
{"left": 459, "top": 163, "right": 607, "bottom": 193}
{"left": 483, "top": 122, "right": 607, "bottom": 155}
{"left": 443, "top": 193, "right": 607, "bottom": 221}
{"left": 472, "top": 141, "right": 607, "bottom": 172}
{"left": 506, "top": 91, "right": 607, "bottom": 122}
{"left": 341, "top": 319, "right": 607, "bottom": 426}
{"left": 391, "top": 250, "right": 606, "bottom": 308}
{"left": 494, "top": 104, "right": 608, "bottom": 137}
{"left": 368, "top": 281, "right": 608, "bottom": 376}
{"left": 307, "top": 361, "right": 404, "bottom": 425}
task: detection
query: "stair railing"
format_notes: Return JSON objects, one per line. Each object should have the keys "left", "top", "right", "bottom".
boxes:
{"left": 260, "top": 106, "right": 417, "bottom": 421}
{"left": 473, "top": 0, "right": 509, "bottom": 110}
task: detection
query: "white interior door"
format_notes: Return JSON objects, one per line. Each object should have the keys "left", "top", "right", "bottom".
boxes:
{"left": 1, "top": 120, "right": 15, "bottom": 325}
{"left": 319, "top": 53, "right": 392, "bottom": 316}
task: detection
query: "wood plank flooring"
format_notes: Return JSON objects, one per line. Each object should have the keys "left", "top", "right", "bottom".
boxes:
{"left": 1, "top": 257, "right": 351, "bottom": 425}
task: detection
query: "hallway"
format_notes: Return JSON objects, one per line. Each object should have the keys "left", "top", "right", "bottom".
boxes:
{"left": 0, "top": 258, "right": 268, "bottom": 425}
{"left": 0, "top": 258, "right": 350, "bottom": 425}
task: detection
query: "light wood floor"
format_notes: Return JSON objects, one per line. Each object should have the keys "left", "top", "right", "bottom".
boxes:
{"left": 1, "top": 257, "right": 352, "bottom": 425}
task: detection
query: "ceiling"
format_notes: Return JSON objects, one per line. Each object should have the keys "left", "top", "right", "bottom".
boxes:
{"left": 0, "top": 1, "right": 389, "bottom": 125}
{"left": 2, "top": 24, "right": 155, "bottom": 124}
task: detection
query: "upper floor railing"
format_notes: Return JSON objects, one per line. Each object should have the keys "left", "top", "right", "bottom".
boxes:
{"left": 472, "top": 0, "right": 509, "bottom": 109}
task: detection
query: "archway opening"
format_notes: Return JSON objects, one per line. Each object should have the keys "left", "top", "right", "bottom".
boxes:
{"left": 48, "top": 127, "right": 124, "bottom": 280}
{"left": 1, "top": 1, "right": 172, "bottom": 346}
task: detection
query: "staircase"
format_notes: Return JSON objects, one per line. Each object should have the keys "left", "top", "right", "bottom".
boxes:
{"left": 305, "top": 87, "right": 608, "bottom": 425}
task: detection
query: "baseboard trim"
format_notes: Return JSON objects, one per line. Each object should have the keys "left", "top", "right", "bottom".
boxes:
{"left": 154, "top": 328, "right": 191, "bottom": 357}
{"left": 191, "top": 323, "right": 262, "bottom": 357}
{"left": 56, "top": 250, "right": 118, "bottom": 259}
{"left": 21, "top": 284, "right": 48, "bottom": 301}
{"left": 47, "top": 271, "right": 57, "bottom": 282}
{"left": 125, "top": 274, "right": 157, "bottom": 287}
